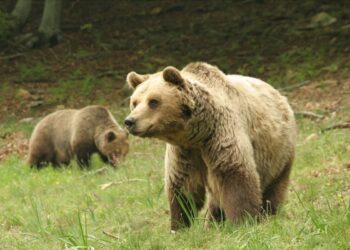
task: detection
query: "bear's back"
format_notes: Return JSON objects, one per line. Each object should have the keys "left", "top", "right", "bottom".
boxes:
{"left": 30, "top": 109, "right": 76, "bottom": 143}
{"left": 227, "top": 74, "right": 296, "bottom": 189}
{"left": 70, "top": 105, "right": 120, "bottom": 144}
{"left": 72, "top": 105, "right": 117, "bottom": 133}
{"left": 28, "top": 109, "right": 77, "bottom": 163}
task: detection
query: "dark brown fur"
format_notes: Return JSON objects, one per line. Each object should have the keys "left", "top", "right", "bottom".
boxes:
{"left": 28, "top": 105, "right": 129, "bottom": 168}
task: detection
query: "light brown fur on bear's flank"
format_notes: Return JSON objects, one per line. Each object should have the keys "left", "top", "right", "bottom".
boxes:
{"left": 28, "top": 105, "right": 129, "bottom": 168}
{"left": 125, "top": 62, "right": 297, "bottom": 231}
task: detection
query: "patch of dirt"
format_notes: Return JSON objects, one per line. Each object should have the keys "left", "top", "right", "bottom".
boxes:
{"left": 287, "top": 78, "right": 350, "bottom": 118}
{"left": 0, "top": 131, "right": 29, "bottom": 161}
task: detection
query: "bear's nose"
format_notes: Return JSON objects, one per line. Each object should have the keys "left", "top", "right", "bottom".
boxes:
{"left": 124, "top": 117, "right": 136, "bottom": 129}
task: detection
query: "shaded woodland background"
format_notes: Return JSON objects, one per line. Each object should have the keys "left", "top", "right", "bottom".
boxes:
{"left": 1, "top": 1, "right": 349, "bottom": 120}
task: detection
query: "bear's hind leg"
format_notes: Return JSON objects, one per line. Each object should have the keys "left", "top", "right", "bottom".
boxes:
{"left": 205, "top": 195, "right": 225, "bottom": 227}
{"left": 219, "top": 169, "right": 262, "bottom": 223}
{"left": 262, "top": 160, "right": 293, "bottom": 215}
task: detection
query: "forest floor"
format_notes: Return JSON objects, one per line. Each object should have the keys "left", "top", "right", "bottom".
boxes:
{"left": 0, "top": 1, "right": 349, "bottom": 249}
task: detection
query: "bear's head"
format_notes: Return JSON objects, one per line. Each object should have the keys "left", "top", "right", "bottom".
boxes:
{"left": 124, "top": 66, "right": 194, "bottom": 143}
{"left": 95, "top": 128, "right": 129, "bottom": 167}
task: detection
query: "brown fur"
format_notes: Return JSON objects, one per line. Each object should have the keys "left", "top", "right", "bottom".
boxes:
{"left": 125, "top": 62, "right": 297, "bottom": 231}
{"left": 28, "top": 105, "right": 129, "bottom": 168}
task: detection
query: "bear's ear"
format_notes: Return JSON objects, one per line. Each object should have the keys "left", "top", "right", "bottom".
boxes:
{"left": 106, "top": 131, "right": 116, "bottom": 142}
{"left": 126, "top": 71, "right": 149, "bottom": 89}
{"left": 163, "top": 66, "right": 184, "bottom": 86}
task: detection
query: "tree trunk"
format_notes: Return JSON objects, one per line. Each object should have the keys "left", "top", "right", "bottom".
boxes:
{"left": 11, "top": 0, "right": 32, "bottom": 28}
{"left": 39, "top": 0, "right": 62, "bottom": 38}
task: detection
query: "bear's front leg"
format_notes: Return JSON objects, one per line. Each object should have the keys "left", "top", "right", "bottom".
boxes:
{"left": 167, "top": 182, "right": 205, "bottom": 231}
{"left": 165, "top": 145, "right": 206, "bottom": 231}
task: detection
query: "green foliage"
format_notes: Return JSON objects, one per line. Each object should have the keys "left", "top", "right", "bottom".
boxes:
{"left": 80, "top": 23, "right": 93, "bottom": 32}
{"left": 0, "top": 10, "right": 13, "bottom": 45}
{"left": 0, "top": 82, "right": 10, "bottom": 103}
{"left": 79, "top": 75, "right": 96, "bottom": 96}
{"left": 17, "top": 63, "right": 50, "bottom": 82}
{"left": 48, "top": 80, "right": 70, "bottom": 103}
{"left": 48, "top": 75, "right": 97, "bottom": 104}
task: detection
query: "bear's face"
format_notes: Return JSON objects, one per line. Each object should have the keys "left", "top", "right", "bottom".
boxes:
{"left": 95, "top": 129, "right": 129, "bottom": 167}
{"left": 125, "top": 67, "right": 194, "bottom": 142}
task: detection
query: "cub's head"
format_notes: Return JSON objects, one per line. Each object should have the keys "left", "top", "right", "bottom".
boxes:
{"left": 124, "top": 66, "right": 194, "bottom": 142}
{"left": 95, "top": 128, "right": 129, "bottom": 168}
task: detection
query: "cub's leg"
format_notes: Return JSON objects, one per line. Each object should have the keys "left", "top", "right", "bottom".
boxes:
{"left": 53, "top": 149, "right": 71, "bottom": 167}
{"left": 262, "top": 158, "right": 293, "bottom": 215}
{"left": 71, "top": 141, "right": 92, "bottom": 168}
{"left": 76, "top": 153, "right": 91, "bottom": 168}
{"left": 165, "top": 145, "right": 206, "bottom": 231}
{"left": 28, "top": 153, "right": 44, "bottom": 169}
{"left": 27, "top": 142, "right": 52, "bottom": 169}
{"left": 70, "top": 139, "right": 95, "bottom": 169}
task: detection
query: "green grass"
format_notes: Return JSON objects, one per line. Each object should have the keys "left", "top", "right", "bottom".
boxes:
{"left": 17, "top": 63, "right": 50, "bottom": 82}
{"left": 0, "top": 113, "right": 349, "bottom": 249}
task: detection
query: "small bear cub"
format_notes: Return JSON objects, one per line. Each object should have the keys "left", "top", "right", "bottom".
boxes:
{"left": 28, "top": 105, "right": 129, "bottom": 168}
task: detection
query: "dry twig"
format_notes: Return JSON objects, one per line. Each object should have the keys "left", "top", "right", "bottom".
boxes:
{"left": 279, "top": 80, "right": 311, "bottom": 91}
{"left": 295, "top": 111, "right": 324, "bottom": 120}
{"left": 322, "top": 122, "right": 350, "bottom": 132}
{"left": 100, "top": 178, "right": 147, "bottom": 190}
{"left": 103, "top": 230, "right": 121, "bottom": 240}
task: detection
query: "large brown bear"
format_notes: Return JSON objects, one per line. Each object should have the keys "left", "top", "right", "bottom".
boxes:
{"left": 28, "top": 105, "right": 129, "bottom": 168}
{"left": 125, "top": 62, "right": 297, "bottom": 231}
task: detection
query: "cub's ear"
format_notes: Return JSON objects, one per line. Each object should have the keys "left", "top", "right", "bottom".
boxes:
{"left": 106, "top": 131, "right": 116, "bottom": 142}
{"left": 126, "top": 71, "right": 149, "bottom": 89}
{"left": 163, "top": 66, "right": 184, "bottom": 86}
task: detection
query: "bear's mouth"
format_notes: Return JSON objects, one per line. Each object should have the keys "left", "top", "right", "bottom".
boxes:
{"left": 108, "top": 153, "right": 118, "bottom": 168}
{"left": 131, "top": 124, "right": 155, "bottom": 137}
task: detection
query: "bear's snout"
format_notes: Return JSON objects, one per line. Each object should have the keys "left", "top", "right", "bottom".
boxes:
{"left": 124, "top": 117, "right": 136, "bottom": 131}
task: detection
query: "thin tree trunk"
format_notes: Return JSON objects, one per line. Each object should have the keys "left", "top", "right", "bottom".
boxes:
{"left": 11, "top": 0, "right": 32, "bottom": 28}
{"left": 38, "top": 0, "right": 62, "bottom": 38}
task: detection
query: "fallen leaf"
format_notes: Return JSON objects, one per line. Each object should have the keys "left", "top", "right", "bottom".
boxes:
{"left": 100, "top": 182, "right": 115, "bottom": 190}
{"left": 305, "top": 133, "right": 319, "bottom": 141}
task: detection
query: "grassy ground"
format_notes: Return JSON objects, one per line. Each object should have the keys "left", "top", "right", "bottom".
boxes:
{"left": 0, "top": 106, "right": 349, "bottom": 249}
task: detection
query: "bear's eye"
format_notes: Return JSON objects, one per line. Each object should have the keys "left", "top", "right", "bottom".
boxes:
{"left": 132, "top": 101, "right": 138, "bottom": 108}
{"left": 106, "top": 131, "right": 116, "bottom": 142}
{"left": 148, "top": 99, "right": 159, "bottom": 109}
